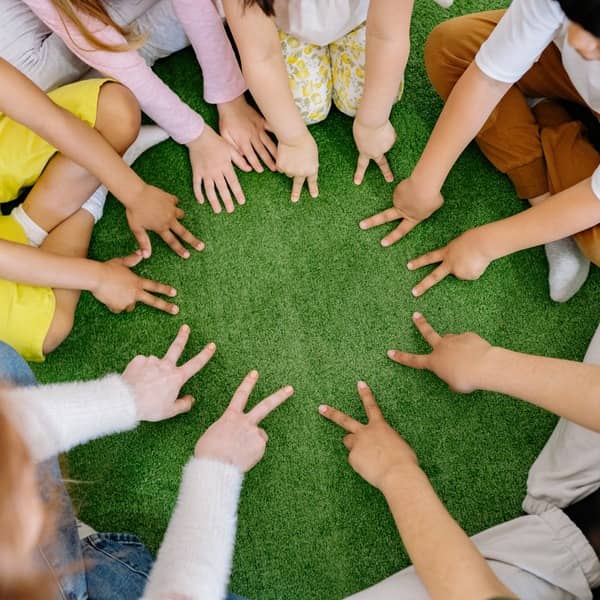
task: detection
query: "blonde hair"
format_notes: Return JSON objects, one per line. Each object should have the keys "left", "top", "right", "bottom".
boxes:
{"left": 51, "top": 0, "right": 146, "bottom": 52}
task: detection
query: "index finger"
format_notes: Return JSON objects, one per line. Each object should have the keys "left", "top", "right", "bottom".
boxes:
{"left": 142, "top": 278, "right": 176, "bottom": 298}
{"left": 228, "top": 370, "right": 259, "bottom": 413}
{"left": 164, "top": 324, "right": 191, "bottom": 364}
{"left": 318, "top": 404, "right": 362, "bottom": 433}
{"left": 412, "top": 312, "right": 442, "bottom": 347}
{"left": 307, "top": 175, "right": 319, "bottom": 198}
{"left": 137, "top": 290, "right": 179, "bottom": 315}
{"left": 178, "top": 341, "right": 217, "bottom": 382}
{"left": 291, "top": 176, "right": 305, "bottom": 203}
{"left": 411, "top": 264, "right": 451, "bottom": 298}
{"left": 161, "top": 229, "right": 190, "bottom": 259}
{"left": 359, "top": 207, "right": 401, "bottom": 231}
{"left": 354, "top": 155, "right": 369, "bottom": 185}
{"left": 246, "top": 385, "right": 294, "bottom": 424}
{"left": 356, "top": 381, "right": 383, "bottom": 422}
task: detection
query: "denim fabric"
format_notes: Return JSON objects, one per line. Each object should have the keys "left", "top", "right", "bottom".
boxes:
{"left": 0, "top": 341, "right": 250, "bottom": 599}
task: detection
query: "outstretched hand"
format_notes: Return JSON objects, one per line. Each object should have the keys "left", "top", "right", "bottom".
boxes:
{"left": 123, "top": 324, "right": 217, "bottom": 422}
{"left": 353, "top": 119, "right": 396, "bottom": 185}
{"left": 319, "top": 381, "right": 418, "bottom": 491}
{"left": 194, "top": 370, "right": 294, "bottom": 472}
{"left": 388, "top": 313, "right": 494, "bottom": 394}
{"left": 359, "top": 178, "right": 443, "bottom": 247}
{"left": 93, "top": 252, "right": 179, "bottom": 315}
{"left": 125, "top": 184, "right": 205, "bottom": 260}
{"left": 407, "top": 228, "right": 493, "bottom": 297}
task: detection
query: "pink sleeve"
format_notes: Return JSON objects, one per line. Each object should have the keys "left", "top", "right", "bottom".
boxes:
{"left": 22, "top": 0, "right": 205, "bottom": 145}
{"left": 172, "top": 0, "right": 247, "bottom": 104}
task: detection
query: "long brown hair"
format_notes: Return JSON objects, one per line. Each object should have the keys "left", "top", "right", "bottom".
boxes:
{"left": 0, "top": 407, "right": 55, "bottom": 599}
{"left": 50, "top": 0, "right": 145, "bottom": 52}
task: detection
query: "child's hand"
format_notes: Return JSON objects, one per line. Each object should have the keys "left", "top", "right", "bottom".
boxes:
{"left": 319, "top": 381, "right": 420, "bottom": 491}
{"left": 407, "top": 228, "right": 493, "bottom": 297}
{"left": 359, "top": 178, "right": 444, "bottom": 246}
{"left": 388, "top": 313, "right": 494, "bottom": 394}
{"left": 352, "top": 119, "right": 396, "bottom": 185}
{"left": 187, "top": 125, "right": 252, "bottom": 214}
{"left": 277, "top": 132, "right": 319, "bottom": 203}
{"left": 93, "top": 252, "right": 178, "bottom": 315}
{"left": 194, "top": 370, "right": 294, "bottom": 472}
{"left": 218, "top": 96, "right": 278, "bottom": 173}
{"left": 125, "top": 184, "right": 205, "bottom": 259}
{"left": 123, "top": 324, "right": 216, "bottom": 422}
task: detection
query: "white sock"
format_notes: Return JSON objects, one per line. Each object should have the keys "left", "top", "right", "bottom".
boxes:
{"left": 10, "top": 205, "right": 48, "bottom": 247}
{"left": 123, "top": 125, "right": 169, "bottom": 166}
{"left": 81, "top": 185, "right": 108, "bottom": 223}
{"left": 81, "top": 126, "right": 168, "bottom": 223}
{"left": 433, "top": 0, "right": 454, "bottom": 7}
{"left": 545, "top": 237, "right": 590, "bottom": 302}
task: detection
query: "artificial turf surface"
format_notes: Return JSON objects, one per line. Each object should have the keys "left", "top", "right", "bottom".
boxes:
{"left": 32, "top": 0, "right": 600, "bottom": 598}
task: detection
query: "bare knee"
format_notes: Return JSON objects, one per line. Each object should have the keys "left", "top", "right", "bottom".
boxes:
{"left": 42, "top": 307, "right": 74, "bottom": 356}
{"left": 95, "top": 83, "right": 141, "bottom": 154}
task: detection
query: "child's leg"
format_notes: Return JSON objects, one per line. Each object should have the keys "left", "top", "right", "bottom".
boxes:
{"left": 329, "top": 23, "right": 403, "bottom": 118}
{"left": 279, "top": 31, "right": 332, "bottom": 125}
{"left": 21, "top": 82, "right": 140, "bottom": 235}
{"left": 40, "top": 209, "right": 95, "bottom": 355}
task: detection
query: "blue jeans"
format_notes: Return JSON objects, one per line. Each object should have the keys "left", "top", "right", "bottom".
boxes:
{"left": 0, "top": 342, "right": 246, "bottom": 600}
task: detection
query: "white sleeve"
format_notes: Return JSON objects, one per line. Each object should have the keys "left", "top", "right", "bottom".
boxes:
{"left": 142, "top": 458, "right": 244, "bottom": 600}
{"left": 3, "top": 375, "right": 138, "bottom": 462}
{"left": 475, "top": 0, "right": 564, "bottom": 83}
{"left": 592, "top": 167, "right": 600, "bottom": 200}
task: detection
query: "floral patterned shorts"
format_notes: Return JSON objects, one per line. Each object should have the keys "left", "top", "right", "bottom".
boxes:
{"left": 279, "top": 23, "right": 404, "bottom": 125}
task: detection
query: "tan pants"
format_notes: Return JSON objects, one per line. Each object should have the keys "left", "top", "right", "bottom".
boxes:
{"left": 425, "top": 10, "right": 600, "bottom": 265}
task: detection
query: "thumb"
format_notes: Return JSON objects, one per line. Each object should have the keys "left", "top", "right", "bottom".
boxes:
{"left": 132, "top": 228, "right": 152, "bottom": 259}
{"left": 120, "top": 251, "right": 144, "bottom": 269}
{"left": 172, "top": 395, "right": 195, "bottom": 417}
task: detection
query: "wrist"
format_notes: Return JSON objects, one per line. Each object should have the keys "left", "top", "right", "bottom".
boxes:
{"left": 379, "top": 462, "right": 425, "bottom": 498}
{"left": 217, "top": 94, "right": 246, "bottom": 116}
{"left": 473, "top": 222, "right": 508, "bottom": 262}
{"left": 477, "top": 346, "right": 510, "bottom": 393}
{"left": 87, "top": 260, "right": 106, "bottom": 294}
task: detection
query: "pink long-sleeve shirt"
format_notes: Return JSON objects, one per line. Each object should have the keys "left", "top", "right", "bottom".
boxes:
{"left": 22, "top": 0, "right": 246, "bottom": 145}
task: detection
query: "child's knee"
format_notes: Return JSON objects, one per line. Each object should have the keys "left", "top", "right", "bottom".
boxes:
{"left": 42, "top": 307, "right": 74, "bottom": 356}
{"left": 95, "top": 83, "right": 141, "bottom": 153}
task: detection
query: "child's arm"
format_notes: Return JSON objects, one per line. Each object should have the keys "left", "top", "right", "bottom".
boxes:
{"left": 22, "top": 0, "right": 251, "bottom": 214}
{"left": 320, "top": 383, "right": 516, "bottom": 600}
{"left": 408, "top": 178, "right": 600, "bottom": 297}
{"left": 0, "top": 58, "right": 202, "bottom": 258}
{"left": 353, "top": 0, "right": 414, "bottom": 185}
{"left": 0, "top": 239, "right": 178, "bottom": 315}
{"left": 390, "top": 313, "right": 600, "bottom": 432}
{"left": 171, "top": 0, "right": 277, "bottom": 174}
{"left": 223, "top": 0, "right": 318, "bottom": 203}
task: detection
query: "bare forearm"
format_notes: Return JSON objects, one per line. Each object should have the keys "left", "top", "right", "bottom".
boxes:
{"left": 411, "top": 63, "right": 509, "bottom": 194}
{"left": 0, "top": 240, "right": 101, "bottom": 291}
{"left": 481, "top": 179, "right": 600, "bottom": 260}
{"left": 356, "top": 0, "right": 413, "bottom": 127}
{"left": 382, "top": 466, "right": 515, "bottom": 600}
{"left": 480, "top": 347, "right": 600, "bottom": 431}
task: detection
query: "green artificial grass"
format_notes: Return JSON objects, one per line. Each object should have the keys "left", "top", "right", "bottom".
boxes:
{"left": 32, "top": 1, "right": 600, "bottom": 598}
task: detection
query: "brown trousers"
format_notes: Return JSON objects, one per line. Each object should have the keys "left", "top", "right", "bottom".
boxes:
{"left": 424, "top": 10, "right": 600, "bottom": 265}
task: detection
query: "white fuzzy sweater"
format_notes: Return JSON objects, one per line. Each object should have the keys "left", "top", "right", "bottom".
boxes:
{"left": 3, "top": 376, "right": 243, "bottom": 600}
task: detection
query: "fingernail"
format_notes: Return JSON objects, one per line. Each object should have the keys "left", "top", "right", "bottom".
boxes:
{"left": 387, "top": 350, "right": 396, "bottom": 359}
{"left": 413, "top": 312, "right": 422, "bottom": 319}
{"left": 381, "top": 239, "right": 389, "bottom": 247}
{"left": 285, "top": 385, "right": 294, "bottom": 394}
{"left": 359, "top": 221, "right": 367, "bottom": 230}
{"left": 171, "top": 306, "right": 179, "bottom": 314}
{"left": 357, "top": 381, "right": 367, "bottom": 389}
{"left": 196, "top": 243, "right": 205, "bottom": 251}
{"left": 207, "top": 342, "right": 216, "bottom": 350}
{"left": 250, "top": 369, "right": 259, "bottom": 377}
{"left": 182, "top": 324, "right": 190, "bottom": 331}
{"left": 318, "top": 404, "right": 328, "bottom": 414}
{"left": 170, "top": 289, "right": 177, "bottom": 297}
{"left": 411, "top": 288, "right": 419, "bottom": 297}
{"left": 183, "top": 251, "right": 190, "bottom": 259}
{"left": 407, "top": 262, "right": 413, "bottom": 270}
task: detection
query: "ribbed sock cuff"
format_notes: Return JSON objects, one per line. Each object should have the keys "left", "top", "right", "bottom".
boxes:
{"left": 10, "top": 205, "right": 48, "bottom": 247}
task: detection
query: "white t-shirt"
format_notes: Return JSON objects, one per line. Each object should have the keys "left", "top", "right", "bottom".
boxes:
{"left": 272, "top": 0, "right": 369, "bottom": 46}
{"left": 475, "top": 0, "right": 600, "bottom": 198}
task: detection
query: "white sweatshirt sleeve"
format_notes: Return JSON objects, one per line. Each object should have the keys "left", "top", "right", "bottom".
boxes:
{"left": 3, "top": 375, "right": 138, "bottom": 462}
{"left": 142, "top": 458, "right": 244, "bottom": 600}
